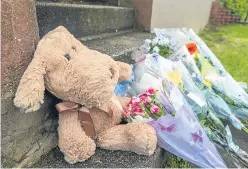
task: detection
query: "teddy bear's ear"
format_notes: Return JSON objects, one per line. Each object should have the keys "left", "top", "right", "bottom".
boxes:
{"left": 44, "top": 26, "right": 71, "bottom": 38}
{"left": 14, "top": 56, "right": 46, "bottom": 113}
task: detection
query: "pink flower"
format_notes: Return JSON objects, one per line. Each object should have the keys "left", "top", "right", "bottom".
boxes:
{"left": 132, "top": 107, "right": 145, "bottom": 115}
{"left": 138, "top": 93, "right": 148, "bottom": 100}
{"left": 122, "top": 109, "right": 131, "bottom": 118}
{"left": 130, "top": 97, "right": 141, "bottom": 106}
{"left": 126, "top": 103, "right": 132, "bottom": 111}
{"left": 141, "top": 96, "right": 152, "bottom": 106}
{"left": 150, "top": 104, "right": 160, "bottom": 114}
{"left": 146, "top": 88, "right": 158, "bottom": 96}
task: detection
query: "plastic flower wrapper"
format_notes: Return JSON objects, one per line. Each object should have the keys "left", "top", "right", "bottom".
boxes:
{"left": 192, "top": 54, "right": 248, "bottom": 125}
{"left": 166, "top": 45, "right": 247, "bottom": 131}
{"left": 175, "top": 58, "right": 245, "bottom": 130}
{"left": 166, "top": 60, "right": 230, "bottom": 147}
{"left": 153, "top": 28, "right": 192, "bottom": 51}
{"left": 121, "top": 88, "right": 165, "bottom": 123}
{"left": 131, "top": 53, "right": 166, "bottom": 94}
{"left": 228, "top": 104, "right": 248, "bottom": 121}
{"left": 148, "top": 78, "right": 227, "bottom": 168}
{"left": 131, "top": 39, "right": 151, "bottom": 62}
{"left": 182, "top": 28, "right": 226, "bottom": 74}
{"left": 238, "top": 82, "right": 248, "bottom": 93}
{"left": 132, "top": 60, "right": 226, "bottom": 168}
{"left": 205, "top": 72, "right": 248, "bottom": 109}
{"left": 168, "top": 45, "right": 207, "bottom": 89}
{"left": 160, "top": 58, "right": 248, "bottom": 166}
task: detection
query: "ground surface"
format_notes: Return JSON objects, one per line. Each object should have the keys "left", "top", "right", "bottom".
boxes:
{"left": 165, "top": 24, "right": 248, "bottom": 168}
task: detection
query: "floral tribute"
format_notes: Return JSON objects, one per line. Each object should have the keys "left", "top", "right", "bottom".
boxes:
{"left": 122, "top": 88, "right": 165, "bottom": 123}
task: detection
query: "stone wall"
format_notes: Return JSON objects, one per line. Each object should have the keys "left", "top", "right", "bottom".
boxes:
{"left": 209, "top": 1, "right": 241, "bottom": 25}
{"left": 1, "top": 0, "right": 58, "bottom": 167}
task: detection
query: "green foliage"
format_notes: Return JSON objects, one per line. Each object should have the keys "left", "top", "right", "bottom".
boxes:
{"left": 150, "top": 45, "right": 173, "bottom": 58}
{"left": 164, "top": 154, "right": 193, "bottom": 168}
{"left": 221, "top": 0, "right": 248, "bottom": 19}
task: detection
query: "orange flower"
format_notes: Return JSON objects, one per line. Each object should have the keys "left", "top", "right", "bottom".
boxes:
{"left": 186, "top": 43, "right": 197, "bottom": 55}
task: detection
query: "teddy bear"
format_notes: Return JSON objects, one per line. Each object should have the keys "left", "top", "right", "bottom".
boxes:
{"left": 14, "top": 26, "right": 157, "bottom": 164}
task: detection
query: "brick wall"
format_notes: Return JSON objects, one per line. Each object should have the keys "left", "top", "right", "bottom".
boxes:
{"left": 210, "top": 1, "right": 241, "bottom": 25}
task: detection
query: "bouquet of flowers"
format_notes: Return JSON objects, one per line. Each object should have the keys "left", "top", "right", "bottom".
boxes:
{"left": 122, "top": 88, "right": 165, "bottom": 123}
{"left": 129, "top": 55, "right": 227, "bottom": 168}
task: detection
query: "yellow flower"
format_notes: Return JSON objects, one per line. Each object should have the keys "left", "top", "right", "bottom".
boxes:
{"left": 167, "top": 71, "right": 182, "bottom": 86}
{"left": 204, "top": 80, "right": 212, "bottom": 87}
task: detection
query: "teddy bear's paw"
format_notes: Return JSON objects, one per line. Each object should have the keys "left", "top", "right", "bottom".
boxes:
{"left": 14, "top": 95, "right": 43, "bottom": 113}
{"left": 59, "top": 136, "right": 96, "bottom": 164}
{"left": 127, "top": 123, "right": 157, "bottom": 156}
{"left": 64, "top": 156, "right": 78, "bottom": 164}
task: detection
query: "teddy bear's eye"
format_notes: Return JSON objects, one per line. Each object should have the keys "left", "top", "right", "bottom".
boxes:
{"left": 65, "top": 55, "right": 71, "bottom": 61}
{"left": 72, "top": 46, "right": 76, "bottom": 51}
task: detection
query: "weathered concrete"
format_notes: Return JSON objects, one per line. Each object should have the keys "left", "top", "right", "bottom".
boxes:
{"left": 36, "top": 2, "right": 135, "bottom": 38}
{"left": 33, "top": 147, "right": 166, "bottom": 168}
{"left": 1, "top": 0, "right": 58, "bottom": 168}
{"left": 84, "top": 31, "right": 154, "bottom": 63}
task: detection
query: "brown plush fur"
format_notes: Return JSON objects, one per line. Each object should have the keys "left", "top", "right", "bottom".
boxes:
{"left": 14, "top": 26, "right": 157, "bottom": 164}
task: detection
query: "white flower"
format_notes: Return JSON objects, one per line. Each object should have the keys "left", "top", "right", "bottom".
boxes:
{"left": 151, "top": 37, "right": 159, "bottom": 46}
{"left": 132, "top": 115, "right": 145, "bottom": 123}
{"left": 153, "top": 46, "right": 160, "bottom": 53}
{"left": 158, "top": 38, "right": 169, "bottom": 46}
{"left": 139, "top": 44, "right": 150, "bottom": 53}
{"left": 145, "top": 39, "right": 152, "bottom": 44}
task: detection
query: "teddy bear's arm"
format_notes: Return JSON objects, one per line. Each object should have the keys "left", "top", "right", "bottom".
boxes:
{"left": 14, "top": 56, "right": 46, "bottom": 113}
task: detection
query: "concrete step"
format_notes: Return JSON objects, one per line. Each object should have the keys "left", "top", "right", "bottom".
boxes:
{"left": 38, "top": 0, "right": 120, "bottom": 6}
{"left": 33, "top": 147, "right": 166, "bottom": 168}
{"left": 36, "top": 2, "right": 135, "bottom": 38}
{"left": 83, "top": 31, "right": 154, "bottom": 62}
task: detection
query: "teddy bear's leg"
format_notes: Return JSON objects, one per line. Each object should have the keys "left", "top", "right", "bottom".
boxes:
{"left": 97, "top": 122, "right": 157, "bottom": 156}
{"left": 58, "top": 111, "right": 96, "bottom": 164}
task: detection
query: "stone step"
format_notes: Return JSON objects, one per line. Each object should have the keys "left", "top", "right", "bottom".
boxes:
{"left": 83, "top": 31, "right": 154, "bottom": 62}
{"left": 36, "top": 2, "right": 135, "bottom": 38}
{"left": 33, "top": 147, "right": 166, "bottom": 168}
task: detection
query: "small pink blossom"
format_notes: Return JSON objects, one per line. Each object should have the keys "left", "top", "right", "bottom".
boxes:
{"left": 127, "top": 103, "right": 132, "bottom": 111}
{"left": 122, "top": 109, "right": 131, "bottom": 118}
{"left": 130, "top": 97, "right": 141, "bottom": 106}
{"left": 141, "top": 96, "right": 152, "bottom": 106}
{"left": 132, "top": 107, "right": 144, "bottom": 113}
{"left": 138, "top": 93, "right": 148, "bottom": 100}
{"left": 132, "top": 106, "right": 145, "bottom": 115}
{"left": 150, "top": 104, "right": 160, "bottom": 114}
{"left": 146, "top": 88, "right": 158, "bottom": 96}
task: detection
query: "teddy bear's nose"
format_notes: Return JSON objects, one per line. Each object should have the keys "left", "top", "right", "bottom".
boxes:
{"left": 65, "top": 55, "right": 71, "bottom": 61}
